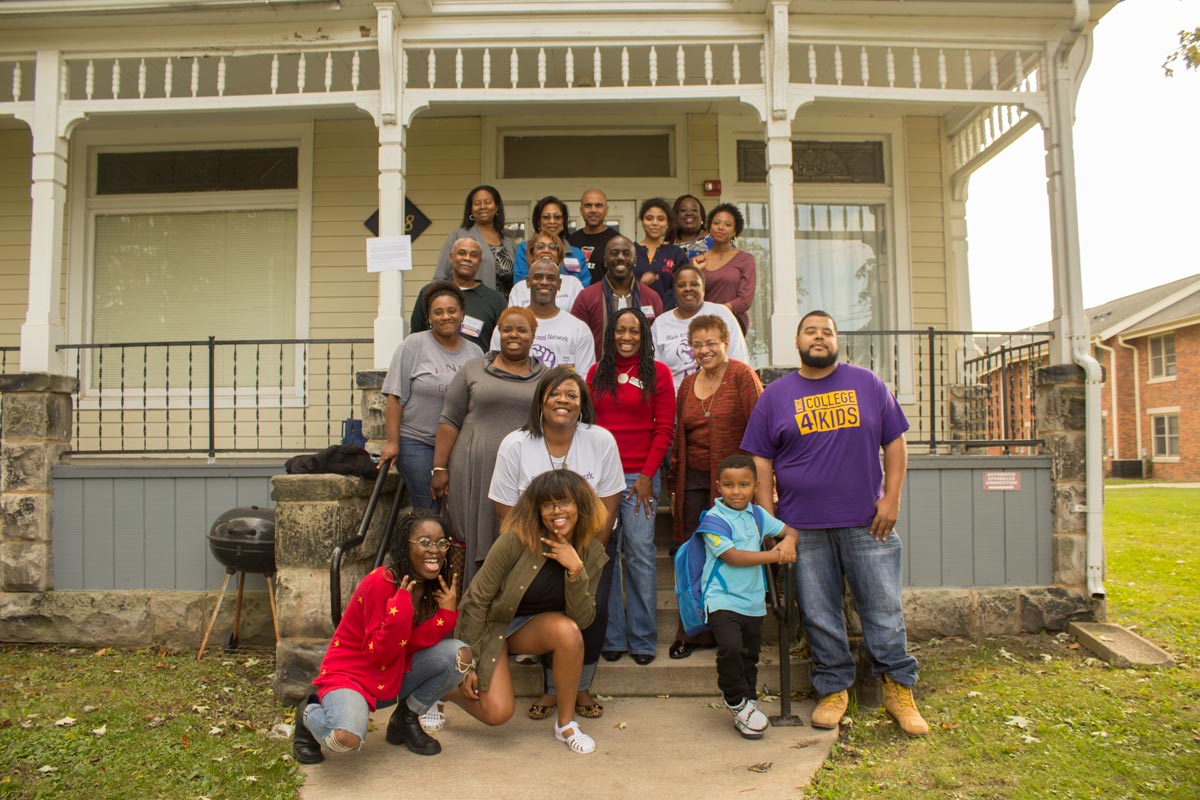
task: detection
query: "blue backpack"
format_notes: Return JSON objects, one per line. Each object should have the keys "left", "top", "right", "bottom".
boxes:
{"left": 673, "top": 504, "right": 767, "bottom": 637}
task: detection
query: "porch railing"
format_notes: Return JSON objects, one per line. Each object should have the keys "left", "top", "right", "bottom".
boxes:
{"left": 838, "top": 328, "right": 1052, "bottom": 454}
{"left": 56, "top": 337, "right": 373, "bottom": 457}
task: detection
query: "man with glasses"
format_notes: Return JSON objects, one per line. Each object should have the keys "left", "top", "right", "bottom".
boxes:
{"left": 568, "top": 188, "right": 620, "bottom": 286}
{"left": 491, "top": 257, "right": 595, "bottom": 374}
{"left": 410, "top": 236, "right": 506, "bottom": 351}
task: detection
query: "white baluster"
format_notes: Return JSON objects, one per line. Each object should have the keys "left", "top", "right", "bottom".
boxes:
{"left": 164, "top": 59, "right": 172, "bottom": 98}
{"left": 217, "top": 56, "right": 226, "bottom": 97}
{"left": 834, "top": 45, "right": 843, "bottom": 85}
{"left": 704, "top": 45, "right": 712, "bottom": 85}
{"left": 402, "top": 50, "right": 408, "bottom": 89}
{"left": 352, "top": 51, "right": 361, "bottom": 90}
{"left": 622, "top": 47, "right": 630, "bottom": 88}
{"left": 593, "top": 47, "right": 601, "bottom": 88}
{"left": 86, "top": 59, "right": 95, "bottom": 100}
{"left": 963, "top": 49, "right": 973, "bottom": 88}
{"left": 648, "top": 46, "right": 657, "bottom": 87}
{"left": 732, "top": 44, "right": 740, "bottom": 85}
{"left": 1013, "top": 50, "right": 1024, "bottom": 91}
{"left": 808, "top": 44, "right": 817, "bottom": 84}
{"left": 13, "top": 62, "right": 21, "bottom": 102}
{"left": 566, "top": 48, "right": 574, "bottom": 89}
{"left": 983, "top": 114, "right": 992, "bottom": 143}
{"left": 111, "top": 59, "right": 121, "bottom": 99}
{"left": 59, "top": 62, "right": 68, "bottom": 100}
{"left": 297, "top": 53, "right": 306, "bottom": 93}
{"left": 760, "top": 44, "right": 766, "bottom": 85}
{"left": 677, "top": 45, "right": 685, "bottom": 86}
{"left": 911, "top": 49, "right": 921, "bottom": 89}
{"left": 270, "top": 54, "right": 279, "bottom": 94}
{"left": 190, "top": 58, "right": 199, "bottom": 97}
{"left": 886, "top": 47, "right": 895, "bottom": 87}
{"left": 324, "top": 52, "right": 333, "bottom": 92}
{"left": 455, "top": 49, "right": 463, "bottom": 89}
{"left": 538, "top": 48, "right": 547, "bottom": 89}
{"left": 138, "top": 59, "right": 146, "bottom": 99}
{"left": 988, "top": 50, "right": 999, "bottom": 90}
{"left": 938, "top": 49, "right": 947, "bottom": 89}
{"left": 510, "top": 48, "right": 519, "bottom": 88}
{"left": 483, "top": 49, "right": 491, "bottom": 89}
{"left": 860, "top": 47, "right": 869, "bottom": 86}
{"left": 428, "top": 49, "right": 437, "bottom": 89}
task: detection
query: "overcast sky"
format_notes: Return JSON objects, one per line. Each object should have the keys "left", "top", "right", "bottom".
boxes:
{"left": 966, "top": 0, "right": 1200, "bottom": 330}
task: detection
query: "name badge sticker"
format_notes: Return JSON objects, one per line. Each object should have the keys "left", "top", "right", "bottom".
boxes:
{"left": 640, "top": 304, "right": 655, "bottom": 320}
{"left": 564, "top": 258, "right": 582, "bottom": 273}
{"left": 460, "top": 315, "right": 484, "bottom": 338}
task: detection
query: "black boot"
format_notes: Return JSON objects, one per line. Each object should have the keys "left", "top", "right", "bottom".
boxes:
{"left": 385, "top": 702, "right": 441, "bottom": 755}
{"left": 293, "top": 694, "right": 325, "bottom": 764}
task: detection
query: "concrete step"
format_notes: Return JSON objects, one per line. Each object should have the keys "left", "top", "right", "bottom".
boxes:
{"left": 507, "top": 640, "right": 810, "bottom": 697}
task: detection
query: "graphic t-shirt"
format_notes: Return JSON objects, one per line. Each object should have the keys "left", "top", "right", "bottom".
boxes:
{"left": 489, "top": 310, "right": 595, "bottom": 374}
{"left": 651, "top": 302, "right": 751, "bottom": 389}
{"left": 739, "top": 364, "right": 909, "bottom": 529}
{"left": 569, "top": 227, "right": 621, "bottom": 284}
{"left": 488, "top": 423, "right": 626, "bottom": 506}
{"left": 382, "top": 332, "right": 483, "bottom": 446}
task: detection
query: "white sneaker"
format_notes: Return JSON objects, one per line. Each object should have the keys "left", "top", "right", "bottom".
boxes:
{"left": 726, "top": 697, "right": 768, "bottom": 739}
{"left": 419, "top": 703, "right": 446, "bottom": 733}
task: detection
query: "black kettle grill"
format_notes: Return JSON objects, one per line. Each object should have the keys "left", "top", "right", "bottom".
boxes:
{"left": 197, "top": 506, "right": 279, "bottom": 659}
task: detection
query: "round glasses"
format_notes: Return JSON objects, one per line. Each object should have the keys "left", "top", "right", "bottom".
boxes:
{"left": 539, "top": 499, "right": 577, "bottom": 514}
{"left": 410, "top": 537, "right": 451, "bottom": 552}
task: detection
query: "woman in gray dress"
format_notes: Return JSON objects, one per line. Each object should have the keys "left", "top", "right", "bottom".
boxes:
{"left": 431, "top": 306, "right": 545, "bottom": 585}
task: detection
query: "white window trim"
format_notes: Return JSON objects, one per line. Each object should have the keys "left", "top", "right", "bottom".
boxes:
{"left": 67, "top": 124, "right": 314, "bottom": 407}
{"left": 1149, "top": 410, "right": 1181, "bottom": 461}
{"left": 1147, "top": 333, "right": 1177, "bottom": 383}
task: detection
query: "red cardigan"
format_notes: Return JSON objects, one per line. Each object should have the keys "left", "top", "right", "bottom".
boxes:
{"left": 587, "top": 357, "right": 676, "bottom": 477}
{"left": 571, "top": 281, "right": 664, "bottom": 359}
{"left": 313, "top": 566, "right": 459, "bottom": 710}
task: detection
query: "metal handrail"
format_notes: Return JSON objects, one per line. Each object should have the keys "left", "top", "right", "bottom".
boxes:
{"left": 329, "top": 464, "right": 407, "bottom": 627}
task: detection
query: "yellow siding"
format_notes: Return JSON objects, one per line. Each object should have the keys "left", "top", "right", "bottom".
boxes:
{"left": 688, "top": 113, "right": 718, "bottom": 201}
{"left": 0, "top": 129, "right": 32, "bottom": 350}
{"left": 904, "top": 116, "right": 949, "bottom": 330}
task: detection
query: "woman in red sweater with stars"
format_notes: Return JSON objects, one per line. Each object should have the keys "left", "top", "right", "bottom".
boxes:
{"left": 587, "top": 307, "right": 675, "bottom": 665}
{"left": 292, "top": 510, "right": 473, "bottom": 763}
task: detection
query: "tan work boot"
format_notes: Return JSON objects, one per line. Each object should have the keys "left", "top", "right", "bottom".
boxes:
{"left": 881, "top": 675, "right": 929, "bottom": 736}
{"left": 810, "top": 690, "right": 849, "bottom": 729}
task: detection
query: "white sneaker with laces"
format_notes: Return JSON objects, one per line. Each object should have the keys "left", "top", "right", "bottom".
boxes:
{"left": 726, "top": 697, "right": 768, "bottom": 739}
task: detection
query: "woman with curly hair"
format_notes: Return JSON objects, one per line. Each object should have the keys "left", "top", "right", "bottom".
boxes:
{"left": 696, "top": 203, "right": 756, "bottom": 334}
{"left": 292, "top": 510, "right": 469, "bottom": 763}
{"left": 587, "top": 307, "right": 675, "bottom": 665}
{"left": 449, "top": 470, "right": 610, "bottom": 754}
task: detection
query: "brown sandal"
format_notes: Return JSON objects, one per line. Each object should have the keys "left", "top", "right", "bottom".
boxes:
{"left": 574, "top": 702, "right": 604, "bottom": 719}
{"left": 527, "top": 702, "right": 557, "bottom": 720}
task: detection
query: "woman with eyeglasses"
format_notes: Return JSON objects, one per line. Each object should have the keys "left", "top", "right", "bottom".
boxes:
{"left": 293, "top": 510, "right": 469, "bottom": 763}
{"left": 448, "top": 470, "right": 611, "bottom": 754}
{"left": 651, "top": 264, "right": 750, "bottom": 391}
{"left": 512, "top": 195, "right": 592, "bottom": 287}
{"left": 506, "top": 231, "right": 585, "bottom": 312}
{"left": 434, "top": 185, "right": 518, "bottom": 297}
{"left": 666, "top": 314, "right": 763, "bottom": 659}
{"left": 488, "top": 366, "right": 623, "bottom": 722}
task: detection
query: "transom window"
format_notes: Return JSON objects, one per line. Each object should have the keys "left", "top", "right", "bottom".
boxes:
{"left": 736, "top": 140, "right": 886, "bottom": 184}
{"left": 1149, "top": 334, "right": 1176, "bottom": 379}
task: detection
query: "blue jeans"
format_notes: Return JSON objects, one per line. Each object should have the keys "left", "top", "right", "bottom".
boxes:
{"left": 793, "top": 527, "right": 918, "bottom": 697}
{"left": 602, "top": 472, "right": 660, "bottom": 656}
{"left": 397, "top": 437, "right": 435, "bottom": 511}
{"left": 303, "top": 638, "right": 468, "bottom": 751}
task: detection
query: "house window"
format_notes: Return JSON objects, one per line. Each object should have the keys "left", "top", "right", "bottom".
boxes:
{"left": 86, "top": 146, "right": 301, "bottom": 389}
{"left": 502, "top": 133, "right": 672, "bottom": 178}
{"left": 1152, "top": 413, "right": 1180, "bottom": 458}
{"left": 1149, "top": 334, "right": 1176, "bottom": 379}
{"left": 736, "top": 140, "right": 886, "bottom": 183}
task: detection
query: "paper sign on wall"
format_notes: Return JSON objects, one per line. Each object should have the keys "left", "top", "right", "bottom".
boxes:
{"left": 367, "top": 236, "right": 413, "bottom": 272}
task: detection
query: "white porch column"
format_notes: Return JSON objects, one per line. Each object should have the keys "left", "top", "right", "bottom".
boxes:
{"left": 373, "top": 3, "right": 406, "bottom": 369}
{"left": 20, "top": 51, "right": 69, "bottom": 375}
{"left": 948, "top": 184, "right": 973, "bottom": 330}
{"left": 765, "top": 0, "right": 799, "bottom": 365}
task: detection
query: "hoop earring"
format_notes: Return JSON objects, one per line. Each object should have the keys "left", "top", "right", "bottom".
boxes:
{"left": 469, "top": 213, "right": 475, "bottom": 221}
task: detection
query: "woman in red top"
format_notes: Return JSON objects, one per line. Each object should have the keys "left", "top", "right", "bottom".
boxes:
{"left": 587, "top": 307, "right": 676, "bottom": 664}
{"left": 292, "top": 510, "right": 471, "bottom": 763}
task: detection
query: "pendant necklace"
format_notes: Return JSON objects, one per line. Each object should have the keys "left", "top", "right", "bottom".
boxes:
{"left": 616, "top": 363, "right": 639, "bottom": 385}
{"left": 545, "top": 432, "right": 574, "bottom": 469}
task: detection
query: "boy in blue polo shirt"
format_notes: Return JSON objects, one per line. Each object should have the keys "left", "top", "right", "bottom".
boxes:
{"left": 699, "top": 454, "right": 798, "bottom": 739}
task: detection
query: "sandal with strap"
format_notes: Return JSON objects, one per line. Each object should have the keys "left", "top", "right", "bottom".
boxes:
{"left": 527, "top": 702, "right": 557, "bottom": 721}
{"left": 419, "top": 702, "right": 446, "bottom": 732}
{"left": 554, "top": 720, "right": 596, "bottom": 754}
{"left": 574, "top": 701, "right": 604, "bottom": 719}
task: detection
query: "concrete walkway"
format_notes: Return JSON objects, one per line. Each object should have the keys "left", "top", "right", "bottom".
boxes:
{"left": 299, "top": 696, "right": 838, "bottom": 800}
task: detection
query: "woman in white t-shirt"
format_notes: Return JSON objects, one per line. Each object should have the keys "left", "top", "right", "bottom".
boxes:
{"left": 488, "top": 366, "right": 624, "bottom": 723}
{"left": 652, "top": 264, "right": 750, "bottom": 390}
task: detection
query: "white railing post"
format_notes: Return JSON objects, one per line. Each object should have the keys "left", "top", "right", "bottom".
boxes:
{"left": 374, "top": 3, "right": 406, "bottom": 370}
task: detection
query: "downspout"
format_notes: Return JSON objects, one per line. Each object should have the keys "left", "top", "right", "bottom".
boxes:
{"left": 1093, "top": 339, "right": 1118, "bottom": 459}
{"left": 1117, "top": 335, "right": 1143, "bottom": 461}
{"left": 1056, "top": 0, "right": 1106, "bottom": 598}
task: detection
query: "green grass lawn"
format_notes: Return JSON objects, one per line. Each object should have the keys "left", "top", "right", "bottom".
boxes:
{"left": 809, "top": 487, "right": 1200, "bottom": 800}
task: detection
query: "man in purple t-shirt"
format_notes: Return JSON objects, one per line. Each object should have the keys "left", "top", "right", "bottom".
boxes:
{"left": 740, "top": 311, "right": 929, "bottom": 737}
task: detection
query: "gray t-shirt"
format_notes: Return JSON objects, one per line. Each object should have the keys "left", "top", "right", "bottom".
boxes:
{"left": 382, "top": 331, "right": 483, "bottom": 446}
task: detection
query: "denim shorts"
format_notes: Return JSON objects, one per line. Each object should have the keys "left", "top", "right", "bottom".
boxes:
{"left": 506, "top": 614, "right": 535, "bottom": 637}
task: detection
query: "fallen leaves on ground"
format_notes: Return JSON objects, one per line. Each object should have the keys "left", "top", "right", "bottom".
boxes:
{"left": 749, "top": 762, "right": 773, "bottom": 773}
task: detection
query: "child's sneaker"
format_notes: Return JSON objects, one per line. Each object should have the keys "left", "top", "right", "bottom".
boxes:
{"left": 726, "top": 697, "right": 768, "bottom": 739}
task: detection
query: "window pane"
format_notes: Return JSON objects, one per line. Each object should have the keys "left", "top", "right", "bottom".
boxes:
{"left": 794, "top": 204, "right": 887, "bottom": 331}
{"left": 735, "top": 140, "right": 886, "bottom": 184}
{"left": 731, "top": 202, "right": 773, "bottom": 368}
{"left": 96, "top": 148, "right": 298, "bottom": 194}
{"left": 502, "top": 134, "right": 671, "bottom": 178}
{"left": 91, "top": 209, "right": 297, "bottom": 387}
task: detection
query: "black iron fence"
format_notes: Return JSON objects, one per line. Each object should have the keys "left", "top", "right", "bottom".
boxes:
{"left": 56, "top": 337, "right": 373, "bottom": 456}
{"left": 838, "top": 328, "right": 1052, "bottom": 454}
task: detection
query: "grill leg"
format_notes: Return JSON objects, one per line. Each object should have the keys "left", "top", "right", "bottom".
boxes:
{"left": 197, "top": 569, "right": 235, "bottom": 661}
{"left": 265, "top": 573, "right": 279, "bottom": 641}
{"left": 226, "top": 571, "right": 247, "bottom": 652}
